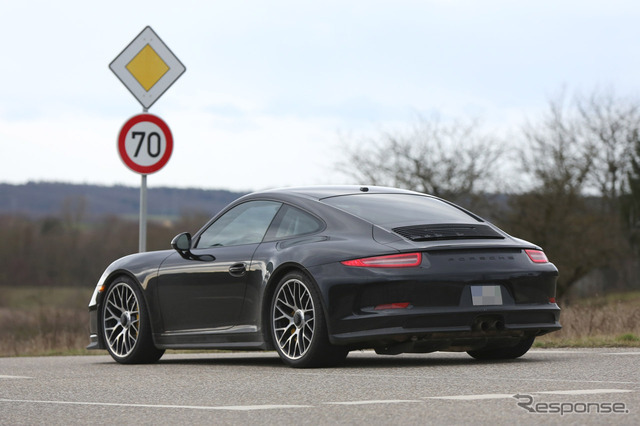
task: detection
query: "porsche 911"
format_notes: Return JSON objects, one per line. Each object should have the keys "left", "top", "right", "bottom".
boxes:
{"left": 87, "top": 186, "right": 561, "bottom": 367}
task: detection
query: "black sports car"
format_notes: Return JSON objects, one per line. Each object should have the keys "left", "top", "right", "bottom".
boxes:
{"left": 88, "top": 186, "right": 561, "bottom": 367}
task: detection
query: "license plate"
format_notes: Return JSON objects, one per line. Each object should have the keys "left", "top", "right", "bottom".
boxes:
{"left": 471, "top": 285, "right": 503, "bottom": 306}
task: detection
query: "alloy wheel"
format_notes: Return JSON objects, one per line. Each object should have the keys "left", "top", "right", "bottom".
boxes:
{"left": 272, "top": 278, "right": 315, "bottom": 360}
{"left": 103, "top": 282, "right": 140, "bottom": 358}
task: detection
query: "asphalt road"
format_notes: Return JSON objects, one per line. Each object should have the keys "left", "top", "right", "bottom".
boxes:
{"left": 1, "top": 349, "right": 638, "bottom": 425}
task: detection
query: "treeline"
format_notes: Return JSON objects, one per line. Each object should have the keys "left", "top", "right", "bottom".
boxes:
{"left": 0, "top": 184, "right": 244, "bottom": 289}
{"left": 0, "top": 211, "right": 211, "bottom": 288}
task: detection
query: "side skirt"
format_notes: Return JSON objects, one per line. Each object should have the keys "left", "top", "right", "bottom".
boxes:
{"left": 154, "top": 325, "right": 268, "bottom": 350}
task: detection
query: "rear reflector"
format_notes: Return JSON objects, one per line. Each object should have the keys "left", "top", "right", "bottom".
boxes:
{"left": 375, "top": 302, "right": 410, "bottom": 310}
{"left": 525, "top": 249, "right": 548, "bottom": 263}
{"left": 341, "top": 252, "right": 422, "bottom": 268}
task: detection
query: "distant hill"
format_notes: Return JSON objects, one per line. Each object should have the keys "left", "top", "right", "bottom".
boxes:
{"left": 0, "top": 182, "right": 248, "bottom": 220}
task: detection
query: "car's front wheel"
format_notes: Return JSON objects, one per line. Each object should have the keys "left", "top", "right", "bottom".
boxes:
{"left": 101, "top": 276, "right": 164, "bottom": 364}
{"left": 467, "top": 336, "right": 535, "bottom": 360}
{"left": 270, "top": 272, "right": 348, "bottom": 368}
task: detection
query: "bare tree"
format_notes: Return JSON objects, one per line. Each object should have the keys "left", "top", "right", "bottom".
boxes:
{"left": 577, "top": 90, "right": 640, "bottom": 210}
{"left": 622, "top": 137, "right": 640, "bottom": 253}
{"left": 519, "top": 94, "right": 594, "bottom": 196}
{"left": 505, "top": 90, "right": 640, "bottom": 298}
{"left": 519, "top": 89, "right": 640, "bottom": 201}
{"left": 338, "top": 115, "right": 504, "bottom": 207}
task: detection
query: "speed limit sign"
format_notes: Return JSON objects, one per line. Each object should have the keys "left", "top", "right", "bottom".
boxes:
{"left": 118, "top": 114, "right": 173, "bottom": 174}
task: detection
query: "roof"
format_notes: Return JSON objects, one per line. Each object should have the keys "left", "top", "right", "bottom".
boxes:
{"left": 260, "top": 185, "right": 421, "bottom": 200}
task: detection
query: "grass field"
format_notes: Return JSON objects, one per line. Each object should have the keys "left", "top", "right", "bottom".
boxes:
{"left": 534, "top": 291, "right": 640, "bottom": 348}
{"left": 1, "top": 287, "right": 639, "bottom": 357}
{"left": 0, "top": 286, "right": 93, "bottom": 356}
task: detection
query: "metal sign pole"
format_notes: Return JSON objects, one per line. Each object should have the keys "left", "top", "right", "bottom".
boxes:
{"left": 139, "top": 104, "right": 149, "bottom": 253}
{"left": 139, "top": 173, "right": 147, "bottom": 252}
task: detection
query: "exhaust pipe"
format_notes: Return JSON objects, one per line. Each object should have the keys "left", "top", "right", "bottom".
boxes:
{"left": 474, "top": 316, "right": 505, "bottom": 332}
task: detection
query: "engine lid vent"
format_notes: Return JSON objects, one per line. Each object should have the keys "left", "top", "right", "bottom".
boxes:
{"left": 392, "top": 224, "right": 505, "bottom": 242}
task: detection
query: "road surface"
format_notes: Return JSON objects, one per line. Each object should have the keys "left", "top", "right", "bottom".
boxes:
{"left": 1, "top": 348, "right": 638, "bottom": 424}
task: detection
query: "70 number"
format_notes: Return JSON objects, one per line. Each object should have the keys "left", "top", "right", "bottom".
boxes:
{"left": 132, "top": 131, "right": 161, "bottom": 158}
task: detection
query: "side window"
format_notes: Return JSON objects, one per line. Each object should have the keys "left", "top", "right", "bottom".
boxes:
{"left": 269, "top": 205, "right": 323, "bottom": 239}
{"left": 195, "top": 201, "right": 282, "bottom": 248}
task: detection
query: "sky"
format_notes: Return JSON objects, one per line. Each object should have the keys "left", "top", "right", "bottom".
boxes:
{"left": 2, "top": 0, "right": 640, "bottom": 192}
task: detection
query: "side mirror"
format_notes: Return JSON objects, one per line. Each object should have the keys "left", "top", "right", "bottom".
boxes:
{"left": 171, "top": 232, "right": 192, "bottom": 252}
{"left": 171, "top": 232, "right": 215, "bottom": 262}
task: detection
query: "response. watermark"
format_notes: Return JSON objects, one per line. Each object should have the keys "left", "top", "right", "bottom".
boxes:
{"left": 513, "top": 394, "right": 630, "bottom": 416}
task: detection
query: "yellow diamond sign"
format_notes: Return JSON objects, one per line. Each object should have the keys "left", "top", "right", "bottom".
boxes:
{"left": 110, "top": 26, "right": 186, "bottom": 109}
{"left": 126, "top": 45, "right": 170, "bottom": 91}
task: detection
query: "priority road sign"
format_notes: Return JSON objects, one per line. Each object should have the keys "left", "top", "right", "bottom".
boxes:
{"left": 110, "top": 26, "right": 186, "bottom": 109}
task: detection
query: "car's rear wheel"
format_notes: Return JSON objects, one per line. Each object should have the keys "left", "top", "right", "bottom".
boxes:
{"left": 467, "top": 335, "right": 535, "bottom": 360}
{"left": 270, "top": 272, "right": 348, "bottom": 368}
{"left": 101, "top": 276, "right": 164, "bottom": 364}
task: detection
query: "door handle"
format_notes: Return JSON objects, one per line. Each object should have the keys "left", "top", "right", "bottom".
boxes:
{"left": 229, "top": 263, "right": 247, "bottom": 276}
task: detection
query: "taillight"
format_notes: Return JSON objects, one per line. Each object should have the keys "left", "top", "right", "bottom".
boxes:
{"left": 341, "top": 252, "right": 422, "bottom": 268}
{"left": 525, "top": 249, "right": 548, "bottom": 263}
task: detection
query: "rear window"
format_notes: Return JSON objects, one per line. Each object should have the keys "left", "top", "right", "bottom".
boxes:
{"left": 321, "top": 194, "right": 479, "bottom": 227}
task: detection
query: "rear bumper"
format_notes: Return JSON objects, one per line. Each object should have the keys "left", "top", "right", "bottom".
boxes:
{"left": 310, "top": 254, "right": 561, "bottom": 352}
{"left": 328, "top": 304, "right": 561, "bottom": 350}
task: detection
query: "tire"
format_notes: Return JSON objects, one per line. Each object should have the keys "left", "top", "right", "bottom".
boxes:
{"left": 467, "top": 336, "right": 535, "bottom": 360}
{"left": 101, "top": 276, "right": 165, "bottom": 364}
{"left": 270, "top": 272, "right": 348, "bottom": 368}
